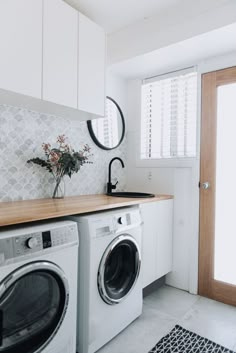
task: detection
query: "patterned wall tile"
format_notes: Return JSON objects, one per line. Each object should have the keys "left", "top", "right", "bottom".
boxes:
{"left": 0, "top": 105, "right": 127, "bottom": 202}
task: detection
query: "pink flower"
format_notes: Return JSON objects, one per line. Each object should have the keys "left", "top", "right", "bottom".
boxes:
{"left": 57, "top": 134, "right": 66, "bottom": 144}
{"left": 63, "top": 144, "right": 70, "bottom": 152}
{"left": 42, "top": 143, "right": 51, "bottom": 153}
{"left": 50, "top": 151, "right": 61, "bottom": 163}
{"left": 83, "top": 144, "right": 91, "bottom": 153}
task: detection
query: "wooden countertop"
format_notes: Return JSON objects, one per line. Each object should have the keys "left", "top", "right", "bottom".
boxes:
{"left": 0, "top": 194, "right": 173, "bottom": 227}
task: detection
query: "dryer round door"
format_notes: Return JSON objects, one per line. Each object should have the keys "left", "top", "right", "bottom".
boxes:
{"left": 0, "top": 261, "right": 69, "bottom": 353}
{"left": 98, "top": 234, "right": 141, "bottom": 305}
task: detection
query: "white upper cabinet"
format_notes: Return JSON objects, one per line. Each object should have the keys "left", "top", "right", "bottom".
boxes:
{"left": 0, "top": 0, "right": 42, "bottom": 98}
{"left": 0, "top": 0, "right": 106, "bottom": 119}
{"left": 43, "top": 0, "right": 78, "bottom": 108}
{"left": 78, "top": 13, "right": 106, "bottom": 116}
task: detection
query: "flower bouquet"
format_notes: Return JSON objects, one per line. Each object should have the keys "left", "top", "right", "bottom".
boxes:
{"left": 27, "top": 135, "right": 92, "bottom": 198}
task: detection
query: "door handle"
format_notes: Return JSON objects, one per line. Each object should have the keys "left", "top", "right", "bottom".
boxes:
{"left": 201, "top": 182, "right": 210, "bottom": 190}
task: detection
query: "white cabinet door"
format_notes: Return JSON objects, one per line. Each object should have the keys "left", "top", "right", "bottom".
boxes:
{"left": 78, "top": 13, "right": 106, "bottom": 116}
{"left": 0, "top": 0, "right": 42, "bottom": 98}
{"left": 43, "top": 0, "right": 78, "bottom": 108}
{"left": 155, "top": 200, "right": 173, "bottom": 279}
{"left": 141, "top": 204, "right": 157, "bottom": 287}
{"left": 141, "top": 200, "right": 173, "bottom": 288}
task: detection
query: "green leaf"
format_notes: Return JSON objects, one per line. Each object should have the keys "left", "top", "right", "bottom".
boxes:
{"left": 27, "top": 157, "right": 53, "bottom": 173}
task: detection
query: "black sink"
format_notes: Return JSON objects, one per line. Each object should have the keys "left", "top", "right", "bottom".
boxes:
{"left": 107, "top": 191, "right": 155, "bottom": 198}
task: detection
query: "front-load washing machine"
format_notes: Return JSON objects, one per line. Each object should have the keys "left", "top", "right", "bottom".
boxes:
{"left": 0, "top": 220, "right": 78, "bottom": 353}
{"left": 70, "top": 206, "right": 143, "bottom": 353}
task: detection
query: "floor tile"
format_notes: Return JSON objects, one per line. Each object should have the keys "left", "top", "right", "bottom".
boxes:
{"left": 97, "top": 303, "right": 177, "bottom": 353}
{"left": 179, "top": 296, "right": 236, "bottom": 350}
{"left": 144, "top": 285, "right": 199, "bottom": 319}
{"left": 96, "top": 286, "right": 236, "bottom": 352}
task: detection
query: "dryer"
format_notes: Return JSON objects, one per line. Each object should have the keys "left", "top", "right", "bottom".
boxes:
{"left": 70, "top": 206, "right": 143, "bottom": 353}
{"left": 0, "top": 220, "right": 78, "bottom": 353}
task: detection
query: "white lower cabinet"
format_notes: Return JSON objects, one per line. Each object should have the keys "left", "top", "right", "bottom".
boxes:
{"left": 140, "top": 199, "right": 173, "bottom": 288}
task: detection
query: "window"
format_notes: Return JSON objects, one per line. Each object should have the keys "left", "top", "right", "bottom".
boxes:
{"left": 141, "top": 69, "right": 197, "bottom": 160}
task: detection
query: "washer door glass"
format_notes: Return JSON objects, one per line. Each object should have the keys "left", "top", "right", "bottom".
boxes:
{"left": 98, "top": 235, "right": 141, "bottom": 305}
{"left": 0, "top": 262, "right": 68, "bottom": 353}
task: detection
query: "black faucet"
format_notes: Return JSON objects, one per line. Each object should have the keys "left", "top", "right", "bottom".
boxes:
{"left": 107, "top": 157, "right": 125, "bottom": 194}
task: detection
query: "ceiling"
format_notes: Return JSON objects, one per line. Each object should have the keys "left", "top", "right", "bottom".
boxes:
{"left": 65, "top": 0, "right": 231, "bottom": 33}
{"left": 65, "top": 0, "right": 184, "bottom": 33}
{"left": 64, "top": 0, "right": 236, "bottom": 78}
{"left": 109, "top": 23, "right": 236, "bottom": 79}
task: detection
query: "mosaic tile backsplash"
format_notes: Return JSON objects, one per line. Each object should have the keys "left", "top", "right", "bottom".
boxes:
{"left": 0, "top": 105, "right": 126, "bottom": 202}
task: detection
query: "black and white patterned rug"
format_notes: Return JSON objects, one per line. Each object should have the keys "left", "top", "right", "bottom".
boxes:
{"left": 149, "top": 325, "right": 235, "bottom": 353}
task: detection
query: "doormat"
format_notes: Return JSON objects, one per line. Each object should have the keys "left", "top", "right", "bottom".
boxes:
{"left": 149, "top": 325, "right": 235, "bottom": 353}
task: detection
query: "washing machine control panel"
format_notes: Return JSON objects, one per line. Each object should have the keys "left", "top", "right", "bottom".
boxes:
{"left": 26, "top": 236, "right": 40, "bottom": 249}
{"left": 0, "top": 224, "right": 77, "bottom": 262}
{"left": 115, "top": 213, "right": 131, "bottom": 228}
{"left": 114, "top": 208, "right": 141, "bottom": 231}
{"left": 117, "top": 216, "right": 127, "bottom": 225}
{"left": 14, "top": 232, "right": 42, "bottom": 256}
{"left": 42, "top": 231, "right": 52, "bottom": 249}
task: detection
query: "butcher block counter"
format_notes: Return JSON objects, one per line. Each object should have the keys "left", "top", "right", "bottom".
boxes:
{"left": 0, "top": 194, "right": 173, "bottom": 227}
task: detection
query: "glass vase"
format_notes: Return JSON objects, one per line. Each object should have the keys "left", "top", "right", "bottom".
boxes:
{"left": 52, "top": 176, "right": 65, "bottom": 199}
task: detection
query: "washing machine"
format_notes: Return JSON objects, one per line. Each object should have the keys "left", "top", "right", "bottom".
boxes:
{"left": 0, "top": 220, "right": 78, "bottom": 353}
{"left": 70, "top": 206, "right": 143, "bottom": 353}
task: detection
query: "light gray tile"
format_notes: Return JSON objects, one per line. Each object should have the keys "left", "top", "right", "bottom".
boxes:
{"left": 97, "top": 286, "right": 236, "bottom": 353}
{"left": 144, "top": 285, "right": 199, "bottom": 319}
{"left": 97, "top": 303, "right": 177, "bottom": 353}
{"left": 0, "top": 104, "right": 127, "bottom": 201}
{"left": 179, "top": 296, "right": 236, "bottom": 350}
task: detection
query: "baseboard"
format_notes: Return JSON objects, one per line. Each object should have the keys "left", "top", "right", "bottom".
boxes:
{"left": 143, "top": 276, "right": 165, "bottom": 297}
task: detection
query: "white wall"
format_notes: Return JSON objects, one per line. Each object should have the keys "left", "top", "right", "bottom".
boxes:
{"left": 126, "top": 80, "right": 199, "bottom": 292}
{"left": 126, "top": 51, "right": 236, "bottom": 294}
{"left": 106, "top": 71, "right": 128, "bottom": 121}
{"left": 106, "top": 71, "right": 128, "bottom": 187}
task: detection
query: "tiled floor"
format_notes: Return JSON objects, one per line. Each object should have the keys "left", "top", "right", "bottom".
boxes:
{"left": 97, "top": 285, "right": 236, "bottom": 353}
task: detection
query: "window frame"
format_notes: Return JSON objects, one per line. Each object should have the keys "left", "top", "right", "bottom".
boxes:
{"left": 137, "top": 66, "right": 200, "bottom": 168}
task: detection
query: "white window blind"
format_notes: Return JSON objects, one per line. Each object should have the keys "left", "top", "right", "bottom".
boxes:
{"left": 141, "top": 69, "right": 197, "bottom": 159}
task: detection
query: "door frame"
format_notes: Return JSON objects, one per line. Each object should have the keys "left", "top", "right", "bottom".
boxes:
{"left": 198, "top": 66, "right": 236, "bottom": 306}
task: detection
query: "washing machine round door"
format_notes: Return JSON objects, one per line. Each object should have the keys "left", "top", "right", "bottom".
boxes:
{"left": 98, "top": 234, "right": 141, "bottom": 305}
{"left": 0, "top": 261, "right": 69, "bottom": 353}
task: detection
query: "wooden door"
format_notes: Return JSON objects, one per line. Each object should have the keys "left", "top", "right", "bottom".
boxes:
{"left": 199, "top": 66, "right": 236, "bottom": 306}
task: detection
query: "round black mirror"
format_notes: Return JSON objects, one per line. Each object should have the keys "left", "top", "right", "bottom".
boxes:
{"left": 87, "top": 96, "right": 125, "bottom": 150}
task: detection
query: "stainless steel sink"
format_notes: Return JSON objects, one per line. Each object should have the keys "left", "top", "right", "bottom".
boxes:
{"left": 107, "top": 191, "right": 155, "bottom": 198}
